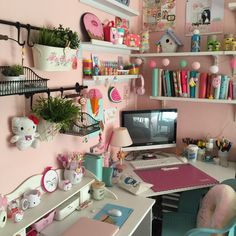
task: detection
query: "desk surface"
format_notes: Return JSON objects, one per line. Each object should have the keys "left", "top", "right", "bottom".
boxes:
{"left": 123, "top": 160, "right": 236, "bottom": 197}
{"left": 41, "top": 186, "right": 155, "bottom": 236}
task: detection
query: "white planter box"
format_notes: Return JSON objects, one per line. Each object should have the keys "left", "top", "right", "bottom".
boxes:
{"left": 32, "top": 44, "right": 77, "bottom": 71}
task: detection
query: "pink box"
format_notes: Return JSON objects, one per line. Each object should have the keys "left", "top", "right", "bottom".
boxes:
{"left": 32, "top": 210, "right": 55, "bottom": 232}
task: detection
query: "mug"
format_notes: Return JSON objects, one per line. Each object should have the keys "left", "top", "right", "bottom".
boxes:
{"left": 91, "top": 181, "right": 105, "bottom": 200}
{"left": 64, "top": 167, "right": 85, "bottom": 185}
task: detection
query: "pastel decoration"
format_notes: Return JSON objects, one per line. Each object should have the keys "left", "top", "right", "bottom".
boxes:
{"left": 179, "top": 59, "right": 187, "bottom": 68}
{"left": 192, "top": 61, "right": 201, "bottom": 70}
{"left": 162, "top": 58, "right": 170, "bottom": 67}
{"left": 134, "top": 58, "right": 143, "bottom": 66}
{"left": 88, "top": 89, "right": 103, "bottom": 116}
{"left": 108, "top": 86, "right": 122, "bottom": 103}
{"left": 210, "top": 65, "right": 219, "bottom": 74}
{"left": 149, "top": 60, "right": 156, "bottom": 68}
{"left": 10, "top": 115, "right": 40, "bottom": 151}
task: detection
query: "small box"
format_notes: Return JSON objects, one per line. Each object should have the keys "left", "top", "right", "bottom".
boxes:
{"left": 54, "top": 195, "right": 79, "bottom": 221}
{"left": 32, "top": 210, "right": 55, "bottom": 232}
{"left": 124, "top": 34, "right": 140, "bottom": 47}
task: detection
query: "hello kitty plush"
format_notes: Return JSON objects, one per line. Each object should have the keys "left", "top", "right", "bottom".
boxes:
{"left": 10, "top": 115, "right": 40, "bottom": 151}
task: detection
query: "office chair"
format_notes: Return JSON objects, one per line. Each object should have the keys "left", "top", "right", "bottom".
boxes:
{"left": 162, "top": 182, "right": 236, "bottom": 236}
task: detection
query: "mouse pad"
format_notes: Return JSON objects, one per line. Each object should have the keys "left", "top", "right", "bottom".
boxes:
{"left": 94, "top": 203, "right": 133, "bottom": 228}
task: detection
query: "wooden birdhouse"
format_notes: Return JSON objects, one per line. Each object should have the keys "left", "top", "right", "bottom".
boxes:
{"left": 156, "top": 28, "right": 183, "bottom": 53}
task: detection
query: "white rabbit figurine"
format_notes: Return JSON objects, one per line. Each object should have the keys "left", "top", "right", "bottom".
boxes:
{"left": 10, "top": 115, "right": 40, "bottom": 151}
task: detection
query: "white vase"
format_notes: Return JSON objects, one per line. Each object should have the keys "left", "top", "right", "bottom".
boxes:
{"left": 37, "top": 119, "right": 62, "bottom": 141}
{"left": 32, "top": 44, "right": 77, "bottom": 71}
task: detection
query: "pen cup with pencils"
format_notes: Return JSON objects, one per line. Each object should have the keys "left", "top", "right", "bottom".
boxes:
{"left": 216, "top": 138, "right": 232, "bottom": 167}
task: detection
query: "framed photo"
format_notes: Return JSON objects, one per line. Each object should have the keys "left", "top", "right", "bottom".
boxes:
{"left": 185, "top": 0, "right": 224, "bottom": 35}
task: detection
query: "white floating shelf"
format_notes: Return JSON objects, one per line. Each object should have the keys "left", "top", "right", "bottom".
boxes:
{"left": 79, "top": 0, "right": 139, "bottom": 19}
{"left": 131, "top": 51, "right": 225, "bottom": 58}
{"left": 83, "top": 74, "right": 139, "bottom": 86}
{"left": 229, "top": 2, "right": 236, "bottom": 10}
{"left": 81, "top": 39, "right": 139, "bottom": 55}
{"left": 150, "top": 96, "right": 236, "bottom": 104}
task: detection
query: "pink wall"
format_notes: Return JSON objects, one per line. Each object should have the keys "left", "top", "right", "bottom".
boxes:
{"left": 0, "top": 0, "right": 236, "bottom": 194}
{"left": 138, "top": 0, "right": 236, "bottom": 157}
{"left": 0, "top": 0, "right": 139, "bottom": 194}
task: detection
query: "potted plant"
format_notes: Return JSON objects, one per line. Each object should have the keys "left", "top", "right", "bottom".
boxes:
{"left": 1, "top": 64, "right": 24, "bottom": 81}
{"left": 33, "top": 96, "right": 81, "bottom": 141}
{"left": 1, "top": 65, "right": 25, "bottom": 90}
{"left": 32, "top": 25, "right": 80, "bottom": 71}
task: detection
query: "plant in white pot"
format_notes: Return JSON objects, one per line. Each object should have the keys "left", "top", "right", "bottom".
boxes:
{"left": 32, "top": 25, "right": 80, "bottom": 71}
{"left": 32, "top": 96, "right": 81, "bottom": 141}
{"left": 1, "top": 65, "right": 25, "bottom": 90}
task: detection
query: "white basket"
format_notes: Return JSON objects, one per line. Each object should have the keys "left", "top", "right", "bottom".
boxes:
{"left": 32, "top": 44, "right": 77, "bottom": 71}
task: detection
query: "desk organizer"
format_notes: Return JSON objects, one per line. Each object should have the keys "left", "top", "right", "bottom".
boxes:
{"left": 0, "top": 66, "right": 48, "bottom": 96}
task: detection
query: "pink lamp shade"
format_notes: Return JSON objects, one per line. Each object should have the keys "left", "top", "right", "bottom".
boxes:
{"left": 110, "top": 127, "right": 133, "bottom": 148}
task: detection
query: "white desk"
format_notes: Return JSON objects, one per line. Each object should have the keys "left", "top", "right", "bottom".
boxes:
{"left": 122, "top": 160, "right": 236, "bottom": 198}
{"left": 41, "top": 186, "right": 155, "bottom": 236}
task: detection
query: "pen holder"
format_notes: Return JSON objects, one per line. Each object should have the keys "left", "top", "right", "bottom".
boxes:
{"left": 218, "top": 150, "right": 228, "bottom": 167}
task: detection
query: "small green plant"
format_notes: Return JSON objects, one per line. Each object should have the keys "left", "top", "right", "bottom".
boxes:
{"left": 2, "top": 65, "right": 24, "bottom": 76}
{"left": 36, "top": 25, "right": 80, "bottom": 49}
{"left": 33, "top": 96, "right": 81, "bottom": 130}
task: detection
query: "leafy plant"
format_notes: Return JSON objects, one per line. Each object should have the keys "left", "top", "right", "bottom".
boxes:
{"left": 2, "top": 65, "right": 24, "bottom": 76}
{"left": 33, "top": 96, "right": 81, "bottom": 130}
{"left": 36, "top": 25, "right": 80, "bottom": 49}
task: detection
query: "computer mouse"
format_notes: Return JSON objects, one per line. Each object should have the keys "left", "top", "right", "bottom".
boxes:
{"left": 107, "top": 208, "right": 122, "bottom": 217}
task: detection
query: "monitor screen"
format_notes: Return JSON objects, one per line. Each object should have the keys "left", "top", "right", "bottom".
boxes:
{"left": 121, "top": 109, "right": 178, "bottom": 152}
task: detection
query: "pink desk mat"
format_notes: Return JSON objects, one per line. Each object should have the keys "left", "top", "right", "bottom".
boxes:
{"left": 134, "top": 163, "right": 219, "bottom": 192}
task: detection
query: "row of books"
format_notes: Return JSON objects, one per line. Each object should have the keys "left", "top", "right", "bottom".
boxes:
{"left": 152, "top": 68, "right": 235, "bottom": 100}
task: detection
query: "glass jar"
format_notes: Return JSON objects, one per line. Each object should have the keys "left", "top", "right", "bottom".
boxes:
{"left": 224, "top": 33, "right": 234, "bottom": 51}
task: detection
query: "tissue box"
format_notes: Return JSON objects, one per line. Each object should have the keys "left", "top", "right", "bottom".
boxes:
{"left": 32, "top": 210, "right": 55, "bottom": 232}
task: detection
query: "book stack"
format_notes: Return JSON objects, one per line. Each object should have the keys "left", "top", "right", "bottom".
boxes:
{"left": 152, "top": 68, "right": 233, "bottom": 100}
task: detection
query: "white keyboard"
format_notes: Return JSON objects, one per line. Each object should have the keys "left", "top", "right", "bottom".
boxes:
{"left": 130, "top": 157, "right": 183, "bottom": 170}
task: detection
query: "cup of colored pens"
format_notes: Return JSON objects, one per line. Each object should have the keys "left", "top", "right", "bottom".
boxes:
{"left": 216, "top": 138, "right": 232, "bottom": 167}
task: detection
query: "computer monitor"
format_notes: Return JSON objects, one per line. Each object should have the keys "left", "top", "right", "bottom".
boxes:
{"left": 121, "top": 109, "right": 177, "bottom": 152}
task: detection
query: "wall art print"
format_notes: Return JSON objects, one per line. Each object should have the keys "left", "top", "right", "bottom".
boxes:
{"left": 185, "top": 0, "right": 224, "bottom": 35}
{"left": 142, "top": 0, "right": 176, "bottom": 32}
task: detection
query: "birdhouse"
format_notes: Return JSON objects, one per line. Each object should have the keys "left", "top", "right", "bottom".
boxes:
{"left": 156, "top": 28, "right": 183, "bottom": 53}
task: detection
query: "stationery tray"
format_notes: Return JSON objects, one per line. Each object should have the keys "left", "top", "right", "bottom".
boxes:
{"left": 0, "top": 66, "right": 48, "bottom": 96}
{"left": 60, "top": 112, "right": 101, "bottom": 136}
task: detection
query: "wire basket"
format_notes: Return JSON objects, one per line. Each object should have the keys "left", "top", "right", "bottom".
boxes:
{"left": 0, "top": 66, "right": 48, "bottom": 96}
{"left": 60, "top": 112, "right": 101, "bottom": 136}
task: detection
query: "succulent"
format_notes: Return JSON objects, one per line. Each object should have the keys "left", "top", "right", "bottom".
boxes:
{"left": 2, "top": 65, "right": 24, "bottom": 76}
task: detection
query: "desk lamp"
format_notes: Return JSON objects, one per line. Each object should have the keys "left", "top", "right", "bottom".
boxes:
{"left": 110, "top": 127, "right": 133, "bottom": 169}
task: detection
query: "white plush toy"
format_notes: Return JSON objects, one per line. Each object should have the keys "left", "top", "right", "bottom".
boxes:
{"left": 10, "top": 115, "right": 40, "bottom": 151}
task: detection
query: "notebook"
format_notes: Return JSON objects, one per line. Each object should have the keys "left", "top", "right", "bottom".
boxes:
{"left": 94, "top": 203, "right": 133, "bottom": 228}
{"left": 134, "top": 163, "right": 219, "bottom": 192}
{"left": 63, "top": 217, "right": 119, "bottom": 236}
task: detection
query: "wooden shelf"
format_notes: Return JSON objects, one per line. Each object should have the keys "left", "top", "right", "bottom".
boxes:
{"left": 83, "top": 74, "right": 139, "bottom": 86}
{"left": 79, "top": 0, "right": 139, "bottom": 19}
{"left": 81, "top": 39, "right": 139, "bottom": 55}
{"left": 150, "top": 96, "right": 236, "bottom": 104}
{"left": 229, "top": 2, "right": 236, "bottom": 10}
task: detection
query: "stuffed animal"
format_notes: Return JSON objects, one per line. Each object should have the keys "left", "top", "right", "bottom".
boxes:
{"left": 10, "top": 115, "right": 40, "bottom": 151}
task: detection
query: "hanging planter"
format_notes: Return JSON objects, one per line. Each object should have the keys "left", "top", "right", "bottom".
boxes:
{"left": 33, "top": 96, "right": 81, "bottom": 141}
{"left": 32, "top": 44, "right": 77, "bottom": 71}
{"left": 32, "top": 25, "right": 80, "bottom": 71}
